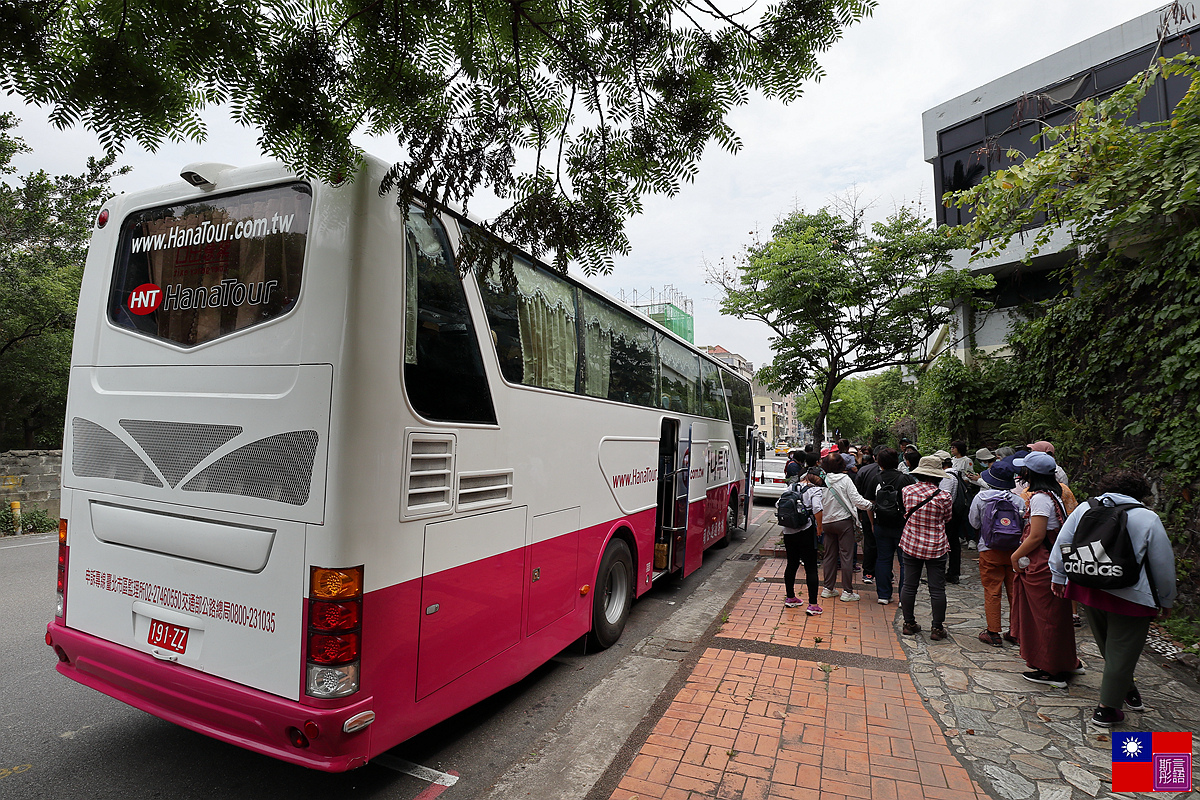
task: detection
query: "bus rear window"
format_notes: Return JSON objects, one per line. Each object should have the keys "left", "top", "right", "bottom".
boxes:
{"left": 108, "top": 183, "right": 312, "bottom": 347}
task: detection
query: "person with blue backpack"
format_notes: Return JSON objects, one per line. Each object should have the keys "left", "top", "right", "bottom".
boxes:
{"left": 1048, "top": 470, "right": 1177, "bottom": 728}
{"left": 968, "top": 462, "right": 1026, "bottom": 647}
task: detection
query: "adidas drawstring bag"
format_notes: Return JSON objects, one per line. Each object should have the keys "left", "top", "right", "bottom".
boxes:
{"left": 1059, "top": 498, "right": 1145, "bottom": 590}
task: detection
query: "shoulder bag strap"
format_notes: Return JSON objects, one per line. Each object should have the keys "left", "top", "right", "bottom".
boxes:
{"left": 904, "top": 487, "right": 941, "bottom": 521}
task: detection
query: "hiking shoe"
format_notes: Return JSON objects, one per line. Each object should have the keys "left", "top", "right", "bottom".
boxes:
{"left": 806, "top": 604, "right": 823, "bottom": 616}
{"left": 1125, "top": 686, "right": 1144, "bottom": 711}
{"left": 853, "top": 563, "right": 862, "bottom": 572}
{"left": 945, "top": 576, "right": 960, "bottom": 585}
{"left": 1066, "top": 659, "right": 1087, "bottom": 675}
{"left": 979, "top": 630, "right": 1003, "bottom": 647}
{"left": 1090, "top": 706, "right": 1125, "bottom": 728}
{"left": 784, "top": 597, "right": 803, "bottom": 608}
{"left": 1023, "top": 670, "right": 1068, "bottom": 688}
{"left": 862, "top": 575, "right": 874, "bottom": 584}
{"left": 930, "top": 626, "right": 949, "bottom": 641}
{"left": 1003, "top": 632, "right": 1019, "bottom": 645}
{"left": 840, "top": 591, "right": 860, "bottom": 602}
{"left": 967, "top": 540, "right": 977, "bottom": 550}
{"left": 821, "top": 588, "right": 838, "bottom": 598}
{"left": 902, "top": 622, "right": 922, "bottom": 635}
{"left": 877, "top": 597, "right": 891, "bottom": 605}
{"left": 1073, "top": 614, "right": 1082, "bottom": 628}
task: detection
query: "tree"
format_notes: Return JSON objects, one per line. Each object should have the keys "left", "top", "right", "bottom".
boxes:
{"left": 709, "top": 201, "right": 993, "bottom": 447}
{"left": 793, "top": 377, "right": 871, "bottom": 443}
{"left": 0, "top": 0, "right": 874, "bottom": 276}
{"left": 0, "top": 113, "right": 127, "bottom": 447}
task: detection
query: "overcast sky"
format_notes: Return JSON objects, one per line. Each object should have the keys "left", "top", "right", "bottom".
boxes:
{"left": 1, "top": 0, "right": 1169, "bottom": 371}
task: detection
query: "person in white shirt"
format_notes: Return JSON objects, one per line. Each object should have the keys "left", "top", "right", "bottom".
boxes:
{"left": 818, "top": 454, "right": 874, "bottom": 602}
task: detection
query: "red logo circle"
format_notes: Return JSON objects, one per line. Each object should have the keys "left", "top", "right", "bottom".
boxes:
{"left": 127, "top": 283, "right": 163, "bottom": 315}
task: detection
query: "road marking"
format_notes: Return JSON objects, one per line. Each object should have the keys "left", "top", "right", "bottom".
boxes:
{"left": 0, "top": 538, "right": 56, "bottom": 550}
{"left": 373, "top": 754, "right": 460, "bottom": 795}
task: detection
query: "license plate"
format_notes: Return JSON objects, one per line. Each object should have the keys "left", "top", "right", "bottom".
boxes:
{"left": 148, "top": 619, "right": 189, "bottom": 654}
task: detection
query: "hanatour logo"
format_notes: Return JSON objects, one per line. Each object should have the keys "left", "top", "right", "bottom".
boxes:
{"left": 126, "top": 279, "right": 280, "bottom": 315}
{"left": 1063, "top": 541, "right": 1124, "bottom": 577}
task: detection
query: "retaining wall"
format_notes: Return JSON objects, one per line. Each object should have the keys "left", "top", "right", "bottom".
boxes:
{"left": 0, "top": 450, "right": 62, "bottom": 521}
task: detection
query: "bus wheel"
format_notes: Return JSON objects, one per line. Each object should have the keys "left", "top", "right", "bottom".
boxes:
{"left": 589, "top": 538, "right": 633, "bottom": 649}
{"left": 715, "top": 491, "right": 737, "bottom": 548}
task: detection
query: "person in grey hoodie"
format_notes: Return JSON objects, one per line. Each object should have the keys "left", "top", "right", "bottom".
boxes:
{"left": 1048, "top": 470, "right": 1177, "bottom": 729}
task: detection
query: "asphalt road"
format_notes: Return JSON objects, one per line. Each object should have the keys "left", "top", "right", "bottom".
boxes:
{"left": 0, "top": 509, "right": 772, "bottom": 800}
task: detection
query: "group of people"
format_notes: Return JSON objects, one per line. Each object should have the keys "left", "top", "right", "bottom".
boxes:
{"left": 776, "top": 439, "right": 1176, "bottom": 728}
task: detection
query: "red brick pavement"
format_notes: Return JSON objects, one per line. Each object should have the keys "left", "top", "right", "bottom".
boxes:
{"left": 607, "top": 559, "right": 988, "bottom": 800}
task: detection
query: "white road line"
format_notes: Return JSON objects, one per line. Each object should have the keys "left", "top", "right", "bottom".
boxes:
{"left": 373, "top": 754, "right": 460, "bottom": 786}
{"left": 0, "top": 536, "right": 56, "bottom": 550}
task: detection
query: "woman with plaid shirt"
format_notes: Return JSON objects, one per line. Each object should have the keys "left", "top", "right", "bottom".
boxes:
{"left": 899, "top": 455, "right": 955, "bottom": 640}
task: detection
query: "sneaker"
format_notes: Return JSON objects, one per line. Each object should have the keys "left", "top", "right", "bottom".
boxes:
{"left": 1022, "top": 670, "right": 1068, "bottom": 689}
{"left": 840, "top": 591, "right": 861, "bottom": 602}
{"left": 806, "top": 604, "right": 823, "bottom": 616}
{"left": 1090, "top": 706, "right": 1125, "bottom": 728}
{"left": 1125, "top": 686, "right": 1144, "bottom": 712}
{"left": 862, "top": 575, "right": 874, "bottom": 584}
{"left": 853, "top": 563, "right": 862, "bottom": 572}
{"left": 1003, "top": 632, "right": 1019, "bottom": 645}
{"left": 784, "top": 597, "right": 803, "bottom": 608}
{"left": 902, "top": 622, "right": 922, "bottom": 635}
{"left": 1072, "top": 614, "right": 1082, "bottom": 628}
{"left": 978, "top": 630, "right": 1003, "bottom": 647}
{"left": 877, "top": 597, "right": 891, "bottom": 605}
{"left": 967, "top": 540, "right": 977, "bottom": 550}
{"left": 1066, "top": 659, "right": 1087, "bottom": 675}
{"left": 930, "top": 626, "right": 949, "bottom": 641}
{"left": 821, "top": 588, "right": 838, "bottom": 598}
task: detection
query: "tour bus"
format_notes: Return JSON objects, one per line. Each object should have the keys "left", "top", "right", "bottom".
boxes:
{"left": 45, "top": 155, "right": 758, "bottom": 771}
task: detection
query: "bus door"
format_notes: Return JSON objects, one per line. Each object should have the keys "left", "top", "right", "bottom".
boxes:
{"left": 685, "top": 422, "right": 709, "bottom": 575}
{"left": 654, "top": 418, "right": 684, "bottom": 574}
{"left": 744, "top": 426, "right": 757, "bottom": 528}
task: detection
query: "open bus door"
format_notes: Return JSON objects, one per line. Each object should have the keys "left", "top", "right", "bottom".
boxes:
{"left": 654, "top": 418, "right": 685, "bottom": 575}
{"left": 743, "top": 426, "right": 758, "bottom": 529}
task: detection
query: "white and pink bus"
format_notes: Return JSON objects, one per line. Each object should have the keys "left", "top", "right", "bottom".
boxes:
{"left": 45, "top": 155, "right": 757, "bottom": 771}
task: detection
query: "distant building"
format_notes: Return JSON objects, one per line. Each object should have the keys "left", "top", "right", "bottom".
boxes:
{"left": 619, "top": 286, "right": 695, "bottom": 343}
{"left": 702, "top": 345, "right": 754, "bottom": 381}
{"left": 922, "top": 7, "right": 1199, "bottom": 360}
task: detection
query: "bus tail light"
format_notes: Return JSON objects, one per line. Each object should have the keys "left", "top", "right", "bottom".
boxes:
{"left": 56, "top": 519, "right": 69, "bottom": 619}
{"left": 305, "top": 565, "right": 362, "bottom": 699}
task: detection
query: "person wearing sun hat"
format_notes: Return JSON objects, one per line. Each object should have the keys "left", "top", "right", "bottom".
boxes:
{"left": 1010, "top": 450, "right": 1081, "bottom": 688}
{"left": 898, "top": 455, "right": 954, "bottom": 641}
{"left": 968, "top": 461, "right": 1026, "bottom": 647}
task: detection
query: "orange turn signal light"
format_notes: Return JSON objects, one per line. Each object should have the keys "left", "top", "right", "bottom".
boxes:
{"left": 59, "top": 518, "right": 68, "bottom": 544}
{"left": 310, "top": 566, "right": 363, "bottom": 600}
{"left": 579, "top": 584, "right": 591, "bottom": 596}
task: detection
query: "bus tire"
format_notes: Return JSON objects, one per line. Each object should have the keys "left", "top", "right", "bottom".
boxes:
{"left": 589, "top": 538, "right": 633, "bottom": 650}
{"left": 715, "top": 490, "right": 738, "bottom": 548}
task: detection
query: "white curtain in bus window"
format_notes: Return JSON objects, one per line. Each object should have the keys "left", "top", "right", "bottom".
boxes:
{"left": 657, "top": 336, "right": 700, "bottom": 415}
{"left": 109, "top": 183, "right": 310, "bottom": 347}
{"left": 480, "top": 258, "right": 577, "bottom": 393}
{"left": 580, "top": 294, "right": 656, "bottom": 405}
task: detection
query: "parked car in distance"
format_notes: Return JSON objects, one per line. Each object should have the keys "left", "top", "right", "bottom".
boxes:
{"left": 752, "top": 458, "right": 792, "bottom": 500}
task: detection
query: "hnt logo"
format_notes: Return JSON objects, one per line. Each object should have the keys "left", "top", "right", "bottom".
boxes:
{"left": 127, "top": 283, "right": 163, "bottom": 315}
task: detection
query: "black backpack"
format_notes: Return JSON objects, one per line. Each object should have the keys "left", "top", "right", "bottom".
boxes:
{"left": 1059, "top": 498, "right": 1148, "bottom": 590}
{"left": 776, "top": 484, "right": 814, "bottom": 530}
{"left": 950, "top": 471, "right": 974, "bottom": 524}
{"left": 874, "top": 479, "right": 904, "bottom": 525}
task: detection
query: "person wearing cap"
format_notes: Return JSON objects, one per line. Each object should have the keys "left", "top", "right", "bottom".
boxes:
{"left": 1027, "top": 440, "right": 1070, "bottom": 486}
{"left": 968, "top": 462, "right": 1026, "bottom": 647}
{"left": 899, "top": 455, "right": 954, "bottom": 640}
{"left": 1048, "top": 470, "right": 1177, "bottom": 728}
{"left": 1010, "top": 450, "right": 1081, "bottom": 688}
{"left": 975, "top": 448, "right": 997, "bottom": 469}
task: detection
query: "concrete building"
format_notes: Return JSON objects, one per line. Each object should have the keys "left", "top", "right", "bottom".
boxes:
{"left": 922, "top": 6, "right": 1199, "bottom": 359}
{"left": 702, "top": 345, "right": 754, "bottom": 381}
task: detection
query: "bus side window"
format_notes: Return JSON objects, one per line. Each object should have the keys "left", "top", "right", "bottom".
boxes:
{"left": 579, "top": 293, "right": 656, "bottom": 407}
{"left": 402, "top": 208, "right": 497, "bottom": 424}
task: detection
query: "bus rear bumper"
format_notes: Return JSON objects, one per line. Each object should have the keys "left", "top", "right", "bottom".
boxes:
{"left": 46, "top": 621, "right": 374, "bottom": 772}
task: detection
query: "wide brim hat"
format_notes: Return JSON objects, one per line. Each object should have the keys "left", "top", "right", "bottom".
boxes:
{"left": 910, "top": 455, "right": 948, "bottom": 480}
{"left": 931, "top": 450, "right": 952, "bottom": 462}
{"left": 980, "top": 464, "right": 1016, "bottom": 489}
{"left": 976, "top": 448, "right": 996, "bottom": 462}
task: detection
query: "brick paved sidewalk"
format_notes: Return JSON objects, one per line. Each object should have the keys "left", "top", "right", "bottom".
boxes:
{"left": 606, "top": 556, "right": 990, "bottom": 800}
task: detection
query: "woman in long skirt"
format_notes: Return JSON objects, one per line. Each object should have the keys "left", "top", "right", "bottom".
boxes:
{"left": 1010, "top": 451, "right": 1080, "bottom": 687}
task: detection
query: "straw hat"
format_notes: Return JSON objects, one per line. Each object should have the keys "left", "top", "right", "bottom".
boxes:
{"left": 910, "top": 455, "right": 948, "bottom": 480}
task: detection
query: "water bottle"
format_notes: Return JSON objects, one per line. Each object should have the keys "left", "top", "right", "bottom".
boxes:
{"left": 1017, "top": 556, "right": 1030, "bottom": 570}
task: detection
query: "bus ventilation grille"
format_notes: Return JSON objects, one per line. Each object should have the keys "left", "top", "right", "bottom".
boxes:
{"left": 71, "top": 418, "right": 164, "bottom": 487}
{"left": 457, "top": 470, "right": 513, "bottom": 511}
{"left": 406, "top": 436, "right": 454, "bottom": 514}
{"left": 181, "top": 430, "right": 319, "bottom": 506}
{"left": 119, "top": 419, "right": 243, "bottom": 487}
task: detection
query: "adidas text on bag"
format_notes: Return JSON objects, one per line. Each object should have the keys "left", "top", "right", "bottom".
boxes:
{"left": 1059, "top": 498, "right": 1144, "bottom": 590}
{"left": 776, "top": 485, "right": 813, "bottom": 530}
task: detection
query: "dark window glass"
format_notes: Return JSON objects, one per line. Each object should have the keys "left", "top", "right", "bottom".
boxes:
{"left": 993, "top": 122, "right": 1041, "bottom": 170}
{"left": 657, "top": 336, "right": 700, "bottom": 414}
{"left": 940, "top": 145, "right": 987, "bottom": 227}
{"left": 1095, "top": 48, "right": 1155, "bottom": 91}
{"left": 109, "top": 183, "right": 311, "bottom": 347}
{"left": 938, "top": 117, "right": 984, "bottom": 154}
{"left": 403, "top": 209, "right": 496, "bottom": 424}
{"left": 983, "top": 267, "right": 1070, "bottom": 309}
{"left": 700, "top": 359, "right": 726, "bottom": 420}
{"left": 579, "top": 292, "right": 657, "bottom": 405}
{"left": 725, "top": 369, "right": 752, "bottom": 467}
{"left": 984, "top": 103, "right": 1019, "bottom": 137}
{"left": 477, "top": 254, "right": 579, "bottom": 393}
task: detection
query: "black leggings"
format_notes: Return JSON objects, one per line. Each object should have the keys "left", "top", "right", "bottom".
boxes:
{"left": 783, "top": 530, "right": 820, "bottom": 603}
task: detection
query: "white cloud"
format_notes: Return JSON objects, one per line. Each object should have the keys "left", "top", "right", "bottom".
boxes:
{"left": 1, "top": 0, "right": 1168, "bottom": 371}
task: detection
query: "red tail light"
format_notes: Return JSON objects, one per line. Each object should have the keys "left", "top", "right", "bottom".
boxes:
{"left": 304, "top": 565, "right": 363, "bottom": 698}
{"left": 55, "top": 519, "right": 68, "bottom": 618}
